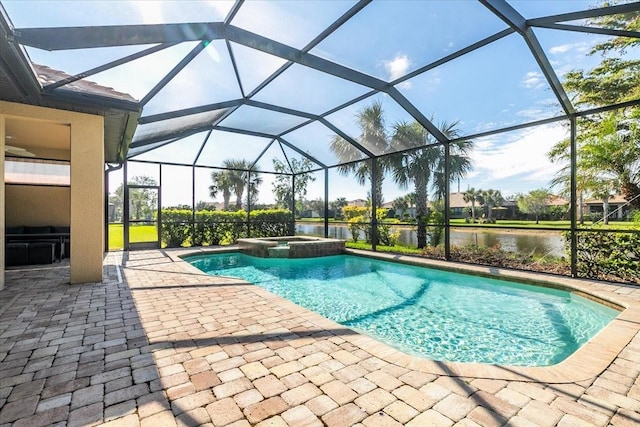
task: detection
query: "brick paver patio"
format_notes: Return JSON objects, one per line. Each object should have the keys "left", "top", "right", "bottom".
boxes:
{"left": 1, "top": 248, "right": 640, "bottom": 426}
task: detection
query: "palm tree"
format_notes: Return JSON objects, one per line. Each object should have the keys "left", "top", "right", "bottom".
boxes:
{"left": 548, "top": 137, "right": 590, "bottom": 225}
{"left": 481, "top": 189, "right": 504, "bottom": 221}
{"left": 463, "top": 187, "right": 482, "bottom": 222}
{"left": 389, "top": 120, "right": 473, "bottom": 248}
{"left": 247, "top": 170, "right": 263, "bottom": 207}
{"left": 330, "top": 101, "right": 389, "bottom": 209}
{"left": 391, "top": 196, "right": 409, "bottom": 217}
{"left": 211, "top": 159, "right": 262, "bottom": 210}
{"left": 209, "top": 170, "right": 233, "bottom": 210}
{"left": 589, "top": 178, "right": 616, "bottom": 225}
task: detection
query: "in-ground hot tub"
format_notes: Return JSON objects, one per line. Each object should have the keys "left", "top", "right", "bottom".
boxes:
{"left": 237, "top": 236, "right": 345, "bottom": 258}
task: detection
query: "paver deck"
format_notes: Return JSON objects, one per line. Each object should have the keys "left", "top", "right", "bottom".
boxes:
{"left": 1, "top": 248, "right": 640, "bottom": 427}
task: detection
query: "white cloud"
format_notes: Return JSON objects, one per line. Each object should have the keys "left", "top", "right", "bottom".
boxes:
{"left": 204, "top": 0, "right": 235, "bottom": 18}
{"left": 549, "top": 41, "right": 593, "bottom": 56}
{"left": 522, "top": 71, "right": 545, "bottom": 90}
{"left": 549, "top": 44, "right": 572, "bottom": 55}
{"left": 135, "top": 1, "right": 165, "bottom": 24}
{"left": 469, "top": 123, "right": 568, "bottom": 190}
{"left": 383, "top": 54, "right": 412, "bottom": 88}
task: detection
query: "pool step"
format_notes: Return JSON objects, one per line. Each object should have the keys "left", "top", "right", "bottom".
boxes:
{"left": 268, "top": 245, "right": 290, "bottom": 258}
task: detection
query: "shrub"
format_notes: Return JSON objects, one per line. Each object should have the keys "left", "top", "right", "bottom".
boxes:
{"left": 194, "top": 210, "right": 246, "bottom": 245}
{"left": 342, "top": 205, "right": 367, "bottom": 220}
{"left": 250, "top": 209, "right": 293, "bottom": 238}
{"left": 347, "top": 215, "right": 365, "bottom": 242}
{"left": 567, "top": 230, "right": 640, "bottom": 283}
{"left": 161, "top": 209, "right": 192, "bottom": 247}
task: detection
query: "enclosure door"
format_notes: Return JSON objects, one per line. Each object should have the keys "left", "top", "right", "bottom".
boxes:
{"left": 125, "top": 185, "right": 160, "bottom": 250}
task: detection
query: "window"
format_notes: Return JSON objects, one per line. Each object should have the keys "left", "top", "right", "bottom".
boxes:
{"left": 4, "top": 157, "right": 70, "bottom": 186}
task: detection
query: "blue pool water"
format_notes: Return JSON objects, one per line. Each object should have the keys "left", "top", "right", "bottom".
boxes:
{"left": 187, "top": 253, "right": 617, "bottom": 366}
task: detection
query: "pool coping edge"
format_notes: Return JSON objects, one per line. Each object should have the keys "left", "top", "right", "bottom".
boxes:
{"left": 170, "top": 247, "right": 639, "bottom": 383}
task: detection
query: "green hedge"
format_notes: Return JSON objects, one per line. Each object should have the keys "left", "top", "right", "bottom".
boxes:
{"left": 569, "top": 231, "right": 640, "bottom": 283}
{"left": 249, "top": 209, "right": 292, "bottom": 238}
{"left": 161, "top": 208, "right": 293, "bottom": 248}
{"left": 194, "top": 210, "right": 246, "bottom": 246}
{"left": 160, "top": 209, "right": 192, "bottom": 248}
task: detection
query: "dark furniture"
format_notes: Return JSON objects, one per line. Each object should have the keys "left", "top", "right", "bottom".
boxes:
{"left": 6, "top": 243, "right": 29, "bottom": 266}
{"left": 5, "top": 226, "right": 70, "bottom": 266}
{"left": 27, "top": 242, "right": 56, "bottom": 265}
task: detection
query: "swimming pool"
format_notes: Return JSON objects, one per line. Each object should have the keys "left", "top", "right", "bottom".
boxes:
{"left": 187, "top": 252, "right": 617, "bottom": 366}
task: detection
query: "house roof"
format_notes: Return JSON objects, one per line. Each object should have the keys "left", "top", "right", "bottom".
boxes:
{"left": 584, "top": 194, "right": 628, "bottom": 205}
{"left": 0, "top": 5, "right": 140, "bottom": 163}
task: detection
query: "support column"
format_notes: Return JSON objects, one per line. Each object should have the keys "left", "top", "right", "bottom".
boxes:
{"left": 70, "top": 115, "right": 104, "bottom": 284}
{"left": 324, "top": 168, "right": 329, "bottom": 238}
{"left": 570, "top": 117, "right": 578, "bottom": 278}
{"left": 290, "top": 174, "right": 296, "bottom": 235}
{"left": 0, "top": 116, "right": 5, "bottom": 290}
{"left": 444, "top": 143, "right": 451, "bottom": 260}
{"left": 371, "top": 158, "right": 378, "bottom": 251}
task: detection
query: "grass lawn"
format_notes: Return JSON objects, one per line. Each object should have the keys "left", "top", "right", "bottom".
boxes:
{"left": 108, "top": 223, "right": 158, "bottom": 250}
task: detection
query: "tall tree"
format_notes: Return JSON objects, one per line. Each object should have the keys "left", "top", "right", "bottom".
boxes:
{"left": 517, "top": 189, "right": 552, "bottom": 224}
{"left": 330, "top": 197, "right": 348, "bottom": 218}
{"left": 272, "top": 157, "right": 316, "bottom": 213}
{"left": 391, "top": 196, "right": 409, "bottom": 216}
{"left": 330, "top": 101, "right": 389, "bottom": 209}
{"left": 590, "top": 178, "right": 616, "bottom": 225}
{"left": 126, "top": 175, "right": 158, "bottom": 220}
{"left": 548, "top": 138, "right": 590, "bottom": 225}
{"left": 481, "top": 189, "right": 504, "bottom": 221}
{"left": 224, "top": 159, "right": 252, "bottom": 210}
{"left": 210, "top": 159, "right": 261, "bottom": 210}
{"left": 389, "top": 120, "right": 473, "bottom": 248}
{"left": 209, "top": 169, "right": 233, "bottom": 210}
{"left": 558, "top": 3, "right": 640, "bottom": 207}
{"left": 463, "top": 187, "right": 482, "bottom": 222}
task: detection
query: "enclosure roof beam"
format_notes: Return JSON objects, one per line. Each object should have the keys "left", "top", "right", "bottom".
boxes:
{"left": 13, "top": 22, "right": 226, "bottom": 50}
{"left": 393, "top": 29, "right": 514, "bottom": 86}
{"left": 527, "top": 2, "right": 640, "bottom": 26}
{"left": 44, "top": 42, "right": 178, "bottom": 91}
{"left": 250, "top": 138, "right": 277, "bottom": 170}
{"left": 244, "top": 100, "right": 317, "bottom": 120}
{"left": 529, "top": 22, "right": 640, "bottom": 39}
{"left": 224, "top": 0, "right": 244, "bottom": 26}
{"left": 140, "top": 41, "right": 206, "bottom": 106}
{"left": 139, "top": 99, "right": 242, "bottom": 124}
{"left": 278, "top": 137, "right": 327, "bottom": 169}
{"left": 480, "top": 0, "right": 575, "bottom": 116}
{"left": 319, "top": 118, "right": 374, "bottom": 158}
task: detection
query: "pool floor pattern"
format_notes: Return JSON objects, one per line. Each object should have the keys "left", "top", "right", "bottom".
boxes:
{"left": 0, "top": 248, "right": 639, "bottom": 426}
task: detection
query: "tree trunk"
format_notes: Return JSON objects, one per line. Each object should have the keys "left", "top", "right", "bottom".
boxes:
{"left": 374, "top": 166, "right": 384, "bottom": 210}
{"left": 415, "top": 176, "right": 428, "bottom": 249}
{"left": 603, "top": 198, "right": 609, "bottom": 225}
{"left": 578, "top": 192, "right": 584, "bottom": 225}
{"left": 223, "top": 191, "right": 231, "bottom": 210}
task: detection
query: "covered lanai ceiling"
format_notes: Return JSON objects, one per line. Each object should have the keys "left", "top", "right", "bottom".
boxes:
{"left": 2, "top": 0, "right": 640, "bottom": 173}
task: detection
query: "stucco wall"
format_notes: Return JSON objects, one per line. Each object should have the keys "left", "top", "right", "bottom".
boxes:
{"left": 1, "top": 101, "right": 104, "bottom": 284}
{"left": 5, "top": 185, "right": 70, "bottom": 227}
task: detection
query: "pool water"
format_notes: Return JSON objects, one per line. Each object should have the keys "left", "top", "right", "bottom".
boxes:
{"left": 187, "top": 253, "right": 617, "bottom": 366}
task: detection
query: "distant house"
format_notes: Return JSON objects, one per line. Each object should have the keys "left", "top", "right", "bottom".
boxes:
{"left": 584, "top": 194, "right": 630, "bottom": 221}
{"left": 447, "top": 192, "right": 519, "bottom": 219}
{"left": 347, "top": 199, "right": 368, "bottom": 207}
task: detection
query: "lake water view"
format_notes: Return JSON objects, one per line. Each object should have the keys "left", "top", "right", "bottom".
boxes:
{"left": 296, "top": 223, "right": 566, "bottom": 258}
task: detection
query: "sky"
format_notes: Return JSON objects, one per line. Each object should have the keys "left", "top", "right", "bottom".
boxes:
{"left": 3, "top": 0, "right": 635, "bottom": 206}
